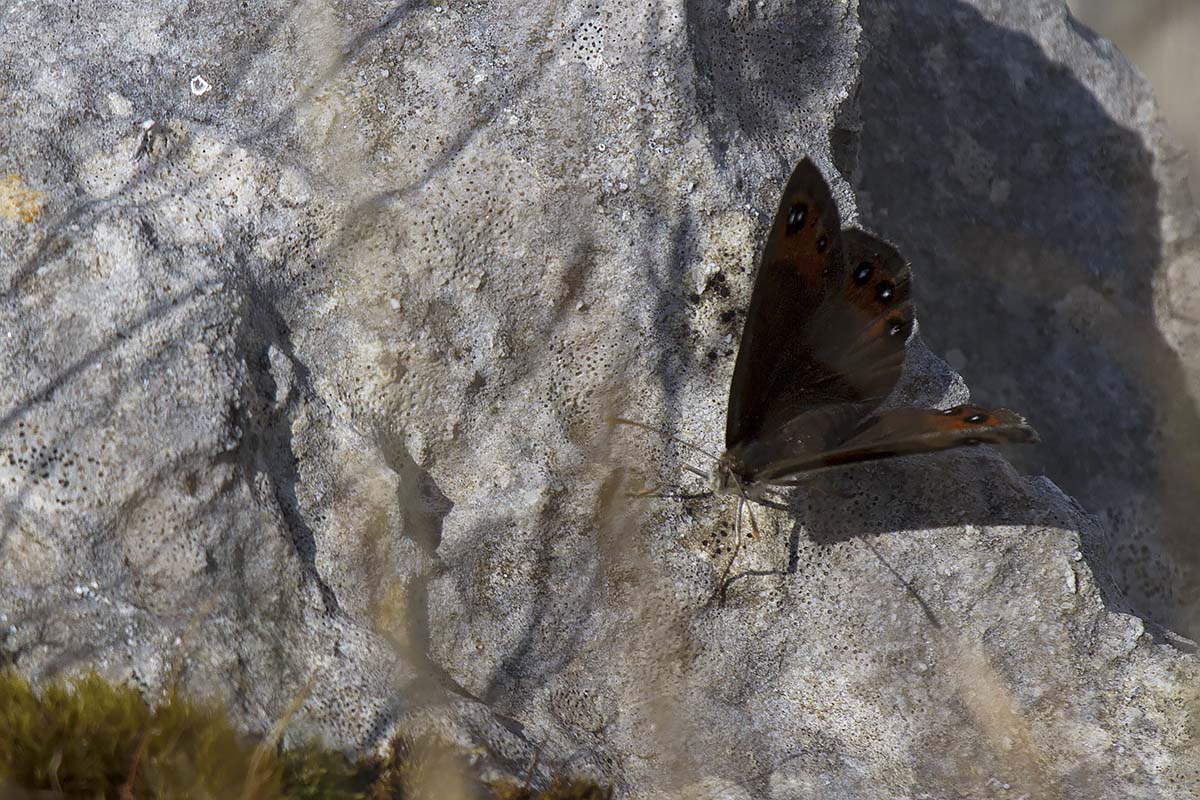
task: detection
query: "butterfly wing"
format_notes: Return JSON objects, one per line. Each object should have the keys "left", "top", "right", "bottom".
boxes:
{"left": 725, "top": 158, "right": 846, "bottom": 449}
{"left": 809, "top": 228, "right": 914, "bottom": 406}
{"left": 724, "top": 159, "right": 1036, "bottom": 483}
{"left": 725, "top": 162, "right": 915, "bottom": 453}
{"left": 754, "top": 405, "right": 1039, "bottom": 483}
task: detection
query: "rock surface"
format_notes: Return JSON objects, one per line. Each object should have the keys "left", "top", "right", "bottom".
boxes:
{"left": 853, "top": 0, "right": 1200, "bottom": 639}
{"left": 0, "top": 0, "right": 1197, "bottom": 798}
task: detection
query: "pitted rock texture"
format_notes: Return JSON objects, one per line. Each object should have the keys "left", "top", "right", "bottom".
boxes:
{"left": 0, "top": 1, "right": 1198, "bottom": 798}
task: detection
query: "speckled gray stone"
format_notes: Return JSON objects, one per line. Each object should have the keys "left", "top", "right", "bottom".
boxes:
{"left": 0, "top": 1, "right": 1197, "bottom": 798}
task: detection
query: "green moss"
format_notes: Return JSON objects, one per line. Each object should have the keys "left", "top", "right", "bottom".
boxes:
{"left": 491, "top": 777, "right": 614, "bottom": 800}
{"left": 0, "top": 669, "right": 275, "bottom": 798}
{"left": 368, "top": 736, "right": 613, "bottom": 800}
{"left": 0, "top": 669, "right": 609, "bottom": 800}
{"left": 280, "top": 741, "right": 369, "bottom": 800}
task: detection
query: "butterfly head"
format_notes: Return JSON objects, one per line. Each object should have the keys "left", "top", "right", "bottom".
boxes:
{"left": 713, "top": 452, "right": 750, "bottom": 497}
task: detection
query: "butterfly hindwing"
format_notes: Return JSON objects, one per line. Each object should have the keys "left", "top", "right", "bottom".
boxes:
{"left": 822, "top": 229, "right": 914, "bottom": 402}
{"left": 726, "top": 158, "right": 844, "bottom": 449}
{"left": 791, "top": 228, "right": 916, "bottom": 420}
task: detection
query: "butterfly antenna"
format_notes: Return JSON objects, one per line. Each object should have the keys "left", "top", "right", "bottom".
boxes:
{"left": 606, "top": 416, "right": 723, "bottom": 462}
{"left": 624, "top": 463, "right": 716, "bottom": 500}
{"left": 628, "top": 485, "right": 715, "bottom": 501}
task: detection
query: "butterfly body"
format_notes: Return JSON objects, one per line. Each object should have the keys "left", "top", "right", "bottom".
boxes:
{"left": 715, "top": 158, "right": 1037, "bottom": 493}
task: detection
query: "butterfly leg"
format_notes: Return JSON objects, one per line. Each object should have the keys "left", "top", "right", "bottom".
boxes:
{"left": 743, "top": 500, "right": 762, "bottom": 540}
{"left": 749, "top": 495, "right": 790, "bottom": 511}
{"left": 662, "top": 465, "right": 715, "bottom": 498}
{"left": 717, "top": 498, "right": 747, "bottom": 603}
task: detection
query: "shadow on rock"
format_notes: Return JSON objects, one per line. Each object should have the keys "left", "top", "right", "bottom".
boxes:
{"left": 843, "top": 0, "right": 1200, "bottom": 635}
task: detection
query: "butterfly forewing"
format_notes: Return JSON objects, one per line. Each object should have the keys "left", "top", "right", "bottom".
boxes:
{"left": 726, "top": 158, "right": 845, "bottom": 449}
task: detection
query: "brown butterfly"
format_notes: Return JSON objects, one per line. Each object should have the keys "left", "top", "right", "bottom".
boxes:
{"left": 614, "top": 158, "right": 1037, "bottom": 523}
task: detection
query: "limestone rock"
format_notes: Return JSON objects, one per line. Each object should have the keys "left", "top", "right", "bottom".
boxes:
{"left": 0, "top": 0, "right": 1196, "bottom": 797}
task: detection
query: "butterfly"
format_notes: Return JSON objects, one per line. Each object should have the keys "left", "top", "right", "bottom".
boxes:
{"left": 613, "top": 158, "right": 1037, "bottom": 537}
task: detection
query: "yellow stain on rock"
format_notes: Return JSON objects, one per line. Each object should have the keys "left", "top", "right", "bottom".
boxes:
{"left": 0, "top": 175, "right": 45, "bottom": 223}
